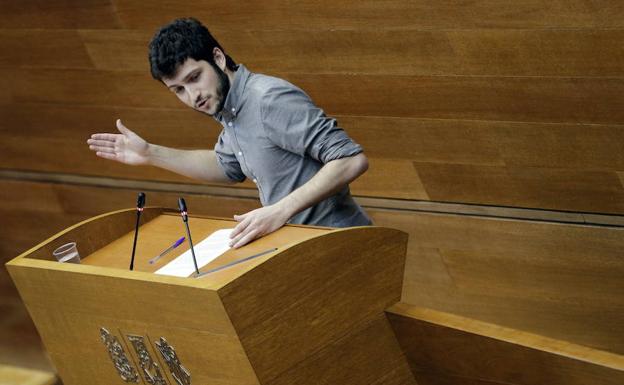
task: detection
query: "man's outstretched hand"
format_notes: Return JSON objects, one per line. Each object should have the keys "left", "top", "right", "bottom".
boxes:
{"left": 229, "top": 204, "right": 292, "bottom": 248}
{"left": 87, "top": 119, "right": 150, "bottom": 166}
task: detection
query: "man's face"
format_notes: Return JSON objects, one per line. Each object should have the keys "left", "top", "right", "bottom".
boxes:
{"left": 162, "top": 57, "right": 230, "bottom": 116}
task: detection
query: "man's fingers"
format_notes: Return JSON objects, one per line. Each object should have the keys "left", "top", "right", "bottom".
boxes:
{"left": 233, "top": 213, "right": 248, "bottom": 222}
{"left": 95, "top": 151, "right": 118, "bottom": 160}
{"left": 87, "top": 139, "right": 115, "bottom": 148}
{"left": 90, "top": 133, "right": 120, "bottom": 142}
{"left": 116, "top": 119, "right": 133, "bottom": 136}
{"left": 89, "top": 144, "right": 116, "bottom": 153}
{"left": 230, "top": 217, "right": 251, "bottom": 239}
{"left": 232, "top": 228, "right": 260, "bottom": 249}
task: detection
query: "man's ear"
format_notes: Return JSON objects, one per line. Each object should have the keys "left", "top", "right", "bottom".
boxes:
{"left": 213, "top": 47, "right": 227, "bottom": 71}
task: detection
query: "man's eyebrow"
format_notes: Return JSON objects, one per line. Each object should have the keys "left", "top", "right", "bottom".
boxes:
{"left": 168, "top": 69, "right": 199, "bottom": 89}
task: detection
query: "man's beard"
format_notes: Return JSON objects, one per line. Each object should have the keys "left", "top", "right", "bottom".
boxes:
{"left": 211, "top": 62, "right": 231, "bottom": 116}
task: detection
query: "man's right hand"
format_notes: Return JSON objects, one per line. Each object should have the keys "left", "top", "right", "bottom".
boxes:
{"left": 87, "top": 119, "right": 150, "bottom": 166}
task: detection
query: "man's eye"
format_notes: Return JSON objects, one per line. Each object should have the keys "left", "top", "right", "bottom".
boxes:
{"left": 175, "top": 87, "right": 184, "bottom": 94}
{"left": 190, "top": 72, "right": 200, "bottom": 82}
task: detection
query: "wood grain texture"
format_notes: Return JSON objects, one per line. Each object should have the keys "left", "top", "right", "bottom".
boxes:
{"left": 0, "top": 295, "right": 51, "bottom": 372}
{"left": 0, "top": 30, "right": 94, "bottom": 69}
{"left": 218, "top": 227, "right": 408, "bottom": 383}
{"left": 414, "top": 163, "right": 624, "bottom": 213}
{"left": 76, "top": 29, "right": 624, "bottom": 77}
{"left": 113, "top": 0, "right": 624, "bottom": 30}
{"left": 0, "top": 364, "right": 56, "bottom": 385}
{"left": 7, "top": 69, "right": 624, "bottom": 124}
{"left": 0, "top": 179, "right": 260, "bottom": 262}
{"left": 387, "top": 304, "right": 624, "bottom": 385}
{"left": 269, "top": 314, "right": 417, "bottom": 385}
{"left": 370, "top": 210, "right": 624, "bottom": 354}
{"left": 352, "top": 159, "right": 429, "bottom": 200}
{"left": 6, "top": 213, "right": 263, "bottom": 384}
{"left": 0, "top": 0, "right": 120, "bottom": 29}
{"left": 7, "top": 210, "right": 411, "bottom": 385}
{"left": 287, "top": 74, "right": 624, "bottom": 124}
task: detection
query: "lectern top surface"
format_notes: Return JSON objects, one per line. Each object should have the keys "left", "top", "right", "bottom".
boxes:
{"left": 82, "top": 213, "right": 330, "bottom": 279}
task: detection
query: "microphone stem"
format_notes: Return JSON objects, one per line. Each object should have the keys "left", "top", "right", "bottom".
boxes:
{"left": 184, "top": 219, "right": 200, "bottom": 276}
{"left": 129, "top": 209, "right": 142, "bottom": 271}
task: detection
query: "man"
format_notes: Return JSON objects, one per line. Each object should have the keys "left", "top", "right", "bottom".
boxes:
{"left": 87, "top": 18, "right": 371, "bottom": 248}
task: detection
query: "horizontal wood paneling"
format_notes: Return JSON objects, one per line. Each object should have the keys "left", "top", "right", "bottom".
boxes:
{"left": 3, "top": 104, "right": 624, "bottom": 211}
{"left": 0, "top": 1, "right": 120, "bottom": 29}
{"left": 113, "top": 0, "right": 624, "bottom": 30}
{"left": 72, "top": 29, "right": 624, "bottom": 77}
{"left": 414, "top": 163, "right": 624, "bottom": 213}
{"left": 5, "top": 105, "right": 624, "bottom": 171}
{"left": 2, "top": 179, "right": 623, "bottom": 355}
{"left": 290, "top": 74, "right": 624, "bottom": 124}
{"left": 370, "top": 210, "right": 624, "bottom": 354}
{"left": 0, "top": 30, "right": 94, "bottom": 69}
{"left": 6, "top": 69, "right": 177, "bottom": 109}
{"left": 387, "top": 304, "right": 624, "bottom": 385}
{"left": 7, "top": 69, "right": 624, "bottom": 123}
{"left": 0, "top": 179, "right": 259, "bottom": 261}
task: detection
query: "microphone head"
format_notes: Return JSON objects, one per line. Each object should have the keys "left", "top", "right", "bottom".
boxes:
{"left": 178, "top": 197, "right": 187, "bottom": 213}
{"left": 137, "top": 192, "right": 146, "bottom": 209}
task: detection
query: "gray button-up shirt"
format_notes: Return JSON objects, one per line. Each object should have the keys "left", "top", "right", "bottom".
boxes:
{"left": 213, "top": 65, "right": 371, "bottom": 227}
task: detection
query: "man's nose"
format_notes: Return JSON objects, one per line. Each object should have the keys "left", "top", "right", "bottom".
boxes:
{"left": 188, "top": 87, "right": 201, "bottom": 105}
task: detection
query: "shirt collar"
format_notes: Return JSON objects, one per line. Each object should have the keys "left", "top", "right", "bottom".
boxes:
{"left": 218, "top": 64, "right": 250, "bottom": 120}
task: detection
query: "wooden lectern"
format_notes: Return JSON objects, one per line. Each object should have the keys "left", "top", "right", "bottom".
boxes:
{"left": 6, "top": 208, "right": 413, "bottom": 385}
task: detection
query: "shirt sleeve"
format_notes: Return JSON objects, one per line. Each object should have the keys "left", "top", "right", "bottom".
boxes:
{"left": 260, "top": 80, "right": 363, "bottom": 164}
{"left": 214, "top": 130, "right": 246, "bottom": 183}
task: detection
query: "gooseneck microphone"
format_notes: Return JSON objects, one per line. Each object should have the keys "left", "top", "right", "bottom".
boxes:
{"left": 178, "top": 198, "right": 200, "bottom": 276}
{"left": 129, "top": 192, "right": 146, "bottom": 271}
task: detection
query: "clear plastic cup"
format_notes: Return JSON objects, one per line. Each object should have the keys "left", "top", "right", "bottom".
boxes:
{"left": 52, "top": 242, "right": 81, "bottom": 264}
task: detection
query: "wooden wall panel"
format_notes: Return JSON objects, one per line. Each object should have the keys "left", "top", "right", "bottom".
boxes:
{"left": 0, "top": 179, "right": 259, "bottom": 262}
{"left": 7, "top": 69, "right": 624, "bottom": 124}
{"left": 0, "top": 1, "right": 120, "bottom": 29}
{"left": 79, "top": 29, "right": 151, "bottom": 72}
{"left": 370, "top": 210, "right": 624, "bottom": 354}
{"left": 2, "top": 180, "right": 623, "bottom": 355}
{"left": 7, "top": 69, "right": 177, "bottom": 109}
{"left": 289, "top": 74, "right": 624, "bottom": 124}
{"left": 0, "top": 30, "right": 94, "bottom": 69}
{"left": 3, "top": 103, "right": 624, "bottom": 209}
{"left": 113, "top": 0, "right": 624, "bottom": 30}
{"left": 414, "top": 163, "right": 624, "bottom": 213}
{"left": 351, "top": 159, "right": 429, "bottom": 200}
{"left": 388, "top": 304, "right": 624, "bottom": 385}
{"left": 74, "top": 29, "right": 624, "bottom": 77}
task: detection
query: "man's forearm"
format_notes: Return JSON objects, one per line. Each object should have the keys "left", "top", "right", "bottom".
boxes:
{"left": 277, "top": 153, "right": 369, "bottom": 218}
{"left": 147, "top": 144, "right": 233, "bottom": 183}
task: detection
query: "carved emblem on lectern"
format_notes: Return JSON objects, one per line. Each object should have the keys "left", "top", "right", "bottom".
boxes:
{"left": 100, "top": 328, "right": 139, "bottom": 383}
{"left": 127, "top": 335, "right": 168, "bottom": 385}
{"left": 155, "top": 337, "right": 191, "bottom": 385}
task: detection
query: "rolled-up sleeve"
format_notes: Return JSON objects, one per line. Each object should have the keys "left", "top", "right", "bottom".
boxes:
{"left": 214, "top": 131, "right": 246, "bottom": 182}
{"left": 260, "top": 81, "right": 363, "bottom": 164}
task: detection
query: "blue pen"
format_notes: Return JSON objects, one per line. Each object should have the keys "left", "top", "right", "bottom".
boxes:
{"left": 149, "top": 237, "right": 185, "bottom": 264}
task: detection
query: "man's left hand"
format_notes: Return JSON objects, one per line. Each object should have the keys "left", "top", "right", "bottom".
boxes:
{"left": 229, "top": 204, "right": 291, "bottom": 248}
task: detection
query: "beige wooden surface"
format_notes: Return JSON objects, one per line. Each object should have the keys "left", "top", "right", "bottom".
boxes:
{"left": 218, "top": 226, "right": 411, "bottom": 384}
{"left": 2, "top": 1, "right": 624, "bottom": 214}
{"left": 372, "top": 210, "right": 624, "bottom": 354}
{"left": 2, "top": 0, "right": 624, "bottom": 375}
{"left": 6, "top": 210, "right": 265, "bottom": 385}
{"left": 0, "top": 364, "right": 56, "bottom": 385}
{"left": 387, "top": 303, "right": 624, "bottom": 385}
{"left": 7, "top": 209, "right": 413, "bottom": 384}
{"left": 2, "top": 180, "right": 623, "bottom": 361}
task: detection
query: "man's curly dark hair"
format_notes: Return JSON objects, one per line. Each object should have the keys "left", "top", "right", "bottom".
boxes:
{"left": 148, "top": 18, "right": 237, "bottom": 80}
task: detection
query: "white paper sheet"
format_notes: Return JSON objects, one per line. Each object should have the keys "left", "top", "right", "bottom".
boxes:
{"left": 155, "top": 228, "right": 234, "bottom": 277}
